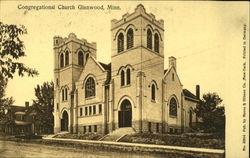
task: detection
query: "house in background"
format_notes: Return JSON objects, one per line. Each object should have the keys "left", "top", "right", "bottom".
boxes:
{"left": 0, "top": 102, "right": 51, "bottom": 135}
{"left": 53, "top": 4, "right": 200, "bottom": 135}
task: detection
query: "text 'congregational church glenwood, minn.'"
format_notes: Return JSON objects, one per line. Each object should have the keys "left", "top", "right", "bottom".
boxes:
{"left": 53, "top": 4, "right": 200, "bottom": 135}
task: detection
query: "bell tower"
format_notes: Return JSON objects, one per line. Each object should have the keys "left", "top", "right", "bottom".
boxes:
{"left": 53, "top": 33, "right": 97, "bottom": 133}
{"left": 110, "top": 4, "right": 165, "bottom": 132}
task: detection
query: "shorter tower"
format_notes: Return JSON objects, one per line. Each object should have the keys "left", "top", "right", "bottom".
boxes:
{"left": 53, "top": 33, "right": 97, "bottom": 133}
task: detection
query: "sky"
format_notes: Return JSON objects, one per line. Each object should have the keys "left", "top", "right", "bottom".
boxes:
{"left": 0, "top": 1, "right": 249, "bottom": 156}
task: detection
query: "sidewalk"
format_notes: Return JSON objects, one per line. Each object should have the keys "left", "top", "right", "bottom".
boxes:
{"left": 43, "top": 136, "right": 225, "bottom": 155}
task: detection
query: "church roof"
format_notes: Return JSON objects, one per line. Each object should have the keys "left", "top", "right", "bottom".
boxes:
{"left": 183, "top": 89, "right": 200, "bottom": 102}
{"left": 164, "top": 69, "right": 168, "bottom": 74}
{"left": 98, "top": 62, "right": 111, "bottom": 71}
{"left": 98, "top": 62, "right": 112, "bottom": 84}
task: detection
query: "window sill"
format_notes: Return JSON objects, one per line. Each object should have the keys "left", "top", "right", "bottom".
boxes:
{"left": 121, "top": 84, "right": 131, "bottom": 88}
{"left": 169, "top": 115, "right": 177, "bottom": 118}
{"left": 151, "top": 99, "right": 156, "bottom": 103}
{"left": 85, "top": 96, "right": 96, "bottom": 100}
{"left": 78, "top": 113, "right": 102, "bottom": 118}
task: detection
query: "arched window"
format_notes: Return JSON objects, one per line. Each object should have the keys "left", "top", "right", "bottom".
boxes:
{"left": 151, "top": 84, "right": 156, "bottom": 101}
{"left": 78, "top": 51, "right": 84, "bottom": 66}
{"left": 65, "top": 51, "right": 69, "bottom": 66}
{"left": 62, "top": 89, "right": 64, "bottom": 101}
{"left": 121, "top": 70, "right": 125, "bottom": 86}
{"left": 147, "top": 29, "right": 152, "bottom": 49}
{"left": 127, "top": 29, "right": 134, "bottom": 49}
{"left": 117, "top": 33, "right": 124, "bottom": 53}
{"left": 126, "top": 68, "right": 131, "bottom": 85}
{"left": 65, "top": 88, "right": 68, "bottom": 101}
{"left": 85, "top": 77, "right": 95, "bottom": 98}
{"left": 60, "top": 53, "right": 64, "bottom": 68}
{"left": 169, "top": 97, "right": 177, "bottom": 116}
{"left": 154, "top": 33, "right": 159, "bottom": 53}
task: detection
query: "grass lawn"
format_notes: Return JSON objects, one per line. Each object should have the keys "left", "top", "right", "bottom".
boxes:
{"left": 53, "top": 133, "right": 103, "bottom": 140}
{"left": 119, "top": 132, "right": 225, "bottom": 149}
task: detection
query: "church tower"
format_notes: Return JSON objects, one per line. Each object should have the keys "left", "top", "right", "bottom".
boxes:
{"left": 110, "top": 4, "right": 165, "bottom": 132}
{"left": 53, "top": 33, "right": 97, "bottom": 133}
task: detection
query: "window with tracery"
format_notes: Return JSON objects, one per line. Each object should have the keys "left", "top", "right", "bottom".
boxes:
{"left": 154, "top": 33, "right": 159, "bottom": 53}
{"left": 85, "top": 77, "right": 95, "bottom": 98}
{"left": 147, "top": 29, "right": 152, "bottom": 49}
{"left": 169, "top": 97, "right": 177, "bottom": 116}
{"left": 118, "top": 33, "right": 124, "bottom": 53}
{"left": 127, "top": 29, "right": 134, "bottom": 49}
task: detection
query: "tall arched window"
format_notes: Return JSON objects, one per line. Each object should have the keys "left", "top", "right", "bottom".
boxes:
{"left": 65, "top": 88, "right": 68, "bottom": 101}
{"left": 62, "top": 89, "right": 65, "bottom": 101}
{"left": 60, "top": 53, "right": 64, "bottom": 68}
{"left": 121, "top": 70, "right": 125, "bottom": 86}
{"left": 85, "top": 77, "right": 95, "bottom": 98}
{"left": 154, "top": 33, "right": 159, "bottom": 53}
{"left": 65, "top": 51, "right": 69, "bottom": 66}
{"left": 169, "top": 97, "right": 177, "bottom": 116}
{"left": 78, "top": 51, "right": 84, "bottom": 66}
{"left": 126, "top": 68, "right": 131, "bottom": 85}
{"left": 117, "top": 33, "right": 124, "bottom": 53}
{"left": 151, "top": 84, "right": 156, "bottom": 101}
{"left": 147, "top": 29, "right": 152, "bottom": 49}
{"left": 127, "top": 29, "right": 134, "bottom": 49}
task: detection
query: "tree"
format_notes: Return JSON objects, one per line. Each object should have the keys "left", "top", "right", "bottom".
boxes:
{"left": 0, "top": 22, "right": 38, "bottom": 79}
{"left": 0, "top": 73, "right": 14, "bottom": 120}
{"left": 32, "top": 81, "right": 54, "bottom": 133}
{"left": 195, "top": 93, "right": 225, "bottom": 135}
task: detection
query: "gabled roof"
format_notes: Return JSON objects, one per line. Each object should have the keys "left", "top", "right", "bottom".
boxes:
{"left": 183, "top": 89, "right": 200, "bottom": 103}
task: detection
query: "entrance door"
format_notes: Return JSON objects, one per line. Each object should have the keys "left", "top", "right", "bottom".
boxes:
{"left": 61, "top": 111, "right": 68, "bottom": 131}
{"left": 118, "top": 99, "right": 132, "bottom": 128}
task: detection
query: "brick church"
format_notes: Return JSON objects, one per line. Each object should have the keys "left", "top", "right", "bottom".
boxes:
{"left": 53, "top": 4, "right": 200, "bottom": 135}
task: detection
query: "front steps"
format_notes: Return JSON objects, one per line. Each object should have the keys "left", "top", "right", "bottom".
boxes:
{"left": 100, "top": 127, "right": 135, "bottom": 142}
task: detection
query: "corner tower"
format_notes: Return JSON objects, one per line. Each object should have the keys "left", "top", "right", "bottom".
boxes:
{"left": 110, "top": 4, "right": 165, "bottom": 132}
{"left": 53, "top": 33, "right": 97, "bottom": 133}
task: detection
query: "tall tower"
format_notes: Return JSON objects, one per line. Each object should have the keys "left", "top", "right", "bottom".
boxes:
{"left": 53, "top": 33, "right": 97, "bottom": 133}
{"left": 110, "top": 4, "right": 164, "bottom": 132}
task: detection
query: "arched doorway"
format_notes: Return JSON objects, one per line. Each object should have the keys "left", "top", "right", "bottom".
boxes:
{"left": 61, "top": 111, "right": 68, "bottom": 131}
{"left": 118, "top": 99, "right": 132, "bottom": 127}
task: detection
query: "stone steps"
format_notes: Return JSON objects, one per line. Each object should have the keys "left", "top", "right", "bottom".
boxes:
{"left": 100, "top": 127, "right": 135, "bottom": 142}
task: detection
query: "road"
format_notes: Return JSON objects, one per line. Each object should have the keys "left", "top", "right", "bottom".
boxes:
{"left": 0, "top": 140, "right": 165, "bottom": 158}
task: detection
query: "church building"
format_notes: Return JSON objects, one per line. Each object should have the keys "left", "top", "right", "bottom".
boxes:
{"left": 53, "top": 4, "right": 200, "bottom": 135}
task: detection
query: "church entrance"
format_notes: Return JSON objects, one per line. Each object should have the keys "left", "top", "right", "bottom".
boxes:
{"left": 61, "top": 111, "right": 68, "bottom": 131}
{"left": 118, "top": 99, "right": 132, "bottom": 128}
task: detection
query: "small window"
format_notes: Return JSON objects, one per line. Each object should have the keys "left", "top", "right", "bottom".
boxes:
{"left": 60, "top": 53, "right": 64, "bottom": 68}
{"left": 85, "top": 53, "right": 89, "bottom": 62}
{"left": 99, "top": 104, "right": 102, "bottom": 114}
{"left": 78, "top": 51, "right": 84, "bottom": 66}
{"left": 62, "top": 89, "right": 64, "bottom": 101}
{"left": 117, "top": 33, "right": 124, "bottom": 53}
{"left": 156, "top": 123, "right": 159, "bottom": 133}
{"left": 56, "top": 78, "right": 59, "bottom": 86}
{"left": 83, "top": 126, "right": 86, "bottom": 133}
{"left": 65, "top": 88, "right": 68, "bottom": 101}
{"left": 147, "top": 29, "right": 152, "bottom": 49}
{"left": 85, "top": 107, "right": 88, "bottom": 116}
{"left": 89, "top": 125, "right": 92, "bottom": 132}
{"left": 65, "top": 51, "right": 69, "bottom": 66}
{"left": 94, "top": 125, "right": 97, "bottom": 132}
{"left": 93, "top": 105, "right": 96, "bottom": 115}
{"left": 80, "top": 108, "right": 83, "bottom": 116}
{"left": 126, "top": 68, "right": 131, "bottom": 85}
{"left": 121, "top": 70, "right": 125, "bottom": 86}
{"left": 172, "top": 73, "right": 174, "bottom": 81}
{"left": 89, "top": 106, "right": 92, "bottom": 115}
{"left": 169, "top": 128, "right": 173, "bottom": 133}
{"left": 148, "top": 122, "right": 152, "bottom": 132}
{"left": 169, "top": 97, "right": 177, "bottom": 116}
{"left": 57, "top": 103, "right": 59, "bottom": 110}
{"left": 154, "top": 33, "right": 159, "bottom": 53}
{"left": 151, "top": 84, "right": 156, "bottom": 101}
{"left": 127, "top": 28, "right": 134, "bottom": 49}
